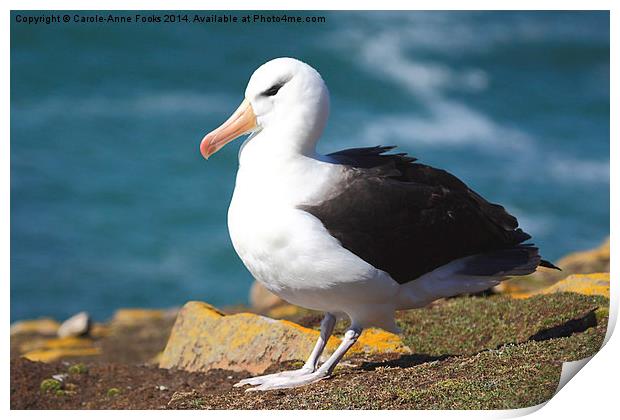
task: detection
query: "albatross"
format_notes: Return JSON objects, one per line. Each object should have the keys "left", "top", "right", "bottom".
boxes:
{"left": 199, "top": 57, "right": 558, "bottom": 391}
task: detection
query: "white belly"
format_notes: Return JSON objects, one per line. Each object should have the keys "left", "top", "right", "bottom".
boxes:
{"left": 226, "top": 165, "right": 399, "bottom": 315}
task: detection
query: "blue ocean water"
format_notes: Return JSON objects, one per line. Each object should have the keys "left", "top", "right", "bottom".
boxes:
{"left": 11, "top": 11, "right": 609, "bottom": 322}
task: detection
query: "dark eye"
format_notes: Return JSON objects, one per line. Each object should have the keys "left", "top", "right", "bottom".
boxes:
{"left": 262, "top": 82, "right": 285, "bottom": 97}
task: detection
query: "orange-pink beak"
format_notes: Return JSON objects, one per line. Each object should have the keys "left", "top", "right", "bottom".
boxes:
{"left": 200, "top": 99, "right": 257, "bottom": 159}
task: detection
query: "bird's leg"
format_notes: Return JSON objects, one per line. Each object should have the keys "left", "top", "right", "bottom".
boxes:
{"left": 314, "top": 326, "right": 362, "bottom": 376}
{"left": 233, "top": 313, "right": 336, "bottom": 388}
{"left": 243, "top": 325, "right": 363, "bottom": 392}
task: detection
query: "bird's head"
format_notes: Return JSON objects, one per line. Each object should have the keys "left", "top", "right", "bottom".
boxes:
{"left": 200, "top": 57, "right": 330, "bottom": 159}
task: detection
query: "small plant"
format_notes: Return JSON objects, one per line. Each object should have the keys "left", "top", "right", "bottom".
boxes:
{"left": 40, "top": 378, "right": 62, "bottom": 393}
{"left": 107, "top": 387, "right": 121, "bottom": 397}
{"left": 68, "top": 363, "right": 88, "bottom": 374}
{"left": 190, "top": 398, "right": 206, "bottom": 409}
{"left": 167, "top": 390, "right": 205, "bottom": 409}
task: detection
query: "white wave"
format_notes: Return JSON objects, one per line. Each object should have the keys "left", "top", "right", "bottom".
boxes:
{"left": 334, "top": 20, "right": 608, "bottom": 188}
{"left": 321, "top": 13, "right": 609, "bottom": 162}
{"left": 548, "top": 157, "right": 610, "bottom": 184}
{"left": 358, "top": 29, "right": 489, "bottom": 96}
{"left": 322, "top": 22, "right": 542, "bottom": 154}
{"left": 360, "top": 100, "right": 532, "bottom": 151}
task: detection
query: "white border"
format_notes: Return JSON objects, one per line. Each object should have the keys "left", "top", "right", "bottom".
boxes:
{"left": 3, "top": 2, "right": 617, "bottom": 419}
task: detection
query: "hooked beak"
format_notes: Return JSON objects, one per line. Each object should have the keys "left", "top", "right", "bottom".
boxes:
{"left": 200, "top": 99, "right": 257, "bottom": 159}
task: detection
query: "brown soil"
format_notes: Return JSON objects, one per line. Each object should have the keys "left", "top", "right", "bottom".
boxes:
{"left": 10, "top": 357, "right": 246, "bottom": 409}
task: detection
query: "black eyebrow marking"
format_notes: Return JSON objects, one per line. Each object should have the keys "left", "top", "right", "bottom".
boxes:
{"left": 262, "top": 81, "right": 286, "bottom": 97}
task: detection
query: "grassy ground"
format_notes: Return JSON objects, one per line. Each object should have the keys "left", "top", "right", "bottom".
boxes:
{"left": 10, "top": 292, "right": 608, "bottom": 409}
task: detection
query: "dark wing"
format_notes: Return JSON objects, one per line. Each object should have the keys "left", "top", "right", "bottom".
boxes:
{"left": 299, "top": 146, "right": 556, "bottom": 284}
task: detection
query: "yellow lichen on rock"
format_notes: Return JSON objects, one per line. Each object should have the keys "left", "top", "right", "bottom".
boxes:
{"left": 10, "top": 318, "right": 60, "bottom": 336}
{"left": 538, "top": 273, "right": 610, "bottom": 297}
{"left": 266, "top": 304, "right": 305, "bottom": 319}
{"left": 90, "top": 323, "right": 111, "bottom": 338}
{"left": 497, "top": 237, "right": 610, "bottom": 295}
{"left": 511, "top": 273, "right": 609, "bottom": 299}
{"left": 19, "top": 337, "right": 94, "bottom": 353}
{"left": 160, "top": 301, "right": 410, "bottom": 375}
{"left": 112, "top": 308, "right": 177, "bottom": 325}
{"left": 556, "top": 239, "right": 609, "bottom": 274}
{"left": 22, "top": 347, "right": 101, "bottom": 363}
{"left": 20, "top": 336, "right": 100, "bottom": 362}
{"left": 350, "top": 328, "right": 408, "bottom": 354}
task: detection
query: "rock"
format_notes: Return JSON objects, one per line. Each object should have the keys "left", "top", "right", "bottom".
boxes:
{"left": 10, "top": 308, "right": 175, "bottom": 365}
{"left": 20, "top": 337, "right": 92, "bottom": 353}
{"left": 513, "top": 273, "right": 610, "bottom": 299}
{"left": 10, "top": 318, "right": 60, "bottom": 336}
{"left": 90, "top": 323, "right": 111, "bottom": 338}
{"left": 555, "top": 238, "right": 609, "bottom": 275}
{"left": 111, "top": 308, "right": 177, "bottom": 326}
{"left": 52, "top": 374, "right": 68, "bottom": 383}
{"left": 104, "top": 307, "right": 178, "bottom": 365}
{"left": 159, "top": 301, "right": 410, "bottom": 375}
{"left": 22, "top": 346, "right": 101, "bottom": 363}
{"left": 497, "top": 237, "right": 610, "bottom": 295}
{"left": 57, "top": 311, "right": 91, "bottom": 338}
{"left": 249, "top": 281, "right": 286, "bottom": 312}
{"left": 265, "top": 304, "right": 307, "bottom": 319}
{"left": 20, "top": 337, "right": 100, "bottom": 362}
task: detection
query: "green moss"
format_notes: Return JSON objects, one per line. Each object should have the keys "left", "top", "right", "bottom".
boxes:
{"left": 328, "top": 387, "right": 376, "bottom": 409}
{"left": 313, "top": 341, "right": 567, "bottom": 409}
{"left": 55, "top": 389, "right": 66, "bottom": 397}
{"left": 270, "top": 293, "right": 608, "bottom": 409}
{"left": 595, "top": 307, "right": 609, "bottom": 322}
{"left": 391, "top": 348, "right": 561, "bottom": 409}
{"left": 397, "top": 293, "right": 608, "bottom": 359}
{"left": 40, "top": 378, "right": 62, "bottom": 393}
{"left": 68, "top": 363, "right": 88, "bottom": 374}
{"left": 106, "top": 387, "right": 121, "bottom": 397}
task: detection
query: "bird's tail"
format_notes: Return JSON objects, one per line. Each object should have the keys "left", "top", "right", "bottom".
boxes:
{"left": 456, "top": 244, "right": 557, "bottom": 277}
{"left": 539, "top": 259, "right": 561, "bottom": 271}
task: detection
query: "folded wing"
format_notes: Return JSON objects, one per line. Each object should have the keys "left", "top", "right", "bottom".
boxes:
{"left": 299, "top": 146, "right": 554, "bottom": 284}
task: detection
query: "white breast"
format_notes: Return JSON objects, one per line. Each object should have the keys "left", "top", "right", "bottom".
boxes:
{"left": 226, "top": 151, "right": 400, "bottom": 314}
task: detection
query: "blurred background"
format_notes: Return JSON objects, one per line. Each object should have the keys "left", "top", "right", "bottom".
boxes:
{"left": 11, "top": 11, "right": 609, "bottom": 322}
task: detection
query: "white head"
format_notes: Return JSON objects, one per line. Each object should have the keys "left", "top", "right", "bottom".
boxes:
{"left": 200, "top": 57, "right": 330, "bottom": 159}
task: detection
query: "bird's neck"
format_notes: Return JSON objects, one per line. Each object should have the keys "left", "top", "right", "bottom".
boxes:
{"left": 238, "top": 125, "right": 322, "bottom": 169}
